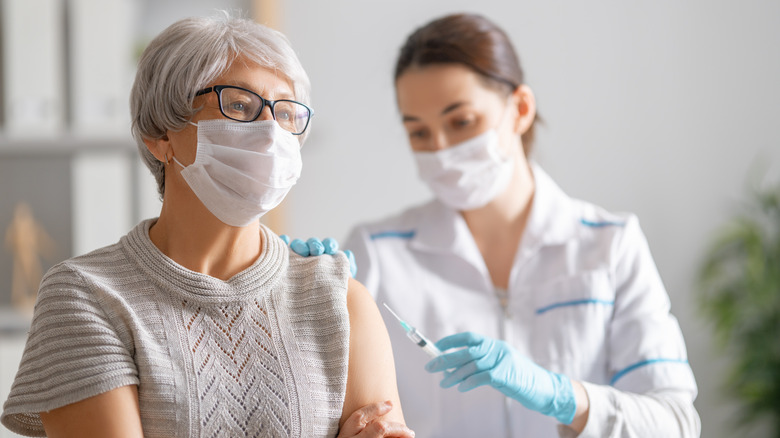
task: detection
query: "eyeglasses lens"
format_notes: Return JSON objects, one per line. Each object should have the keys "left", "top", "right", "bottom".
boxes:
{"left": 219, "top": 88, "right": 262, "bottom": 122}
{"left": 218, "top": 87, "right": 310, "bottom": 134}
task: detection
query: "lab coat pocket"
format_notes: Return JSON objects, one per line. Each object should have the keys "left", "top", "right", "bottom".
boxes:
{"left": 528, "top": 270, "right": 614, "bottom": 380}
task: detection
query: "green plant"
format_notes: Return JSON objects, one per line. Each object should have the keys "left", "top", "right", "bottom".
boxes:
{"left": 698, "top": 177, "right": 780, "bottom": 436}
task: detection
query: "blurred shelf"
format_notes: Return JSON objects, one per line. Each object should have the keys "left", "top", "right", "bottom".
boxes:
{"left": 0, "top": 308, "right": 31, "bottom": 336}
{"left": 0, "top": 134, "right": 137, "bottom": 156}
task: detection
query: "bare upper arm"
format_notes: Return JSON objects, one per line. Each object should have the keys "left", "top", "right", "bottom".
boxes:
{"left": 40, "top": 385, "right": 143, "bottom": 438}
{"left": 340, "top": 277, "right": 405, "bottom": 428}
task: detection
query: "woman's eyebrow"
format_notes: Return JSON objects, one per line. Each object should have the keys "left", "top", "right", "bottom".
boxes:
{"left": 402, "top": 101, "right": 469, "bottom": 122}
{"left": 230, "top": 81, "right": 295, "bottom": 100}
{"left": 441, "top": 101, "right": 467, "bottom": 115}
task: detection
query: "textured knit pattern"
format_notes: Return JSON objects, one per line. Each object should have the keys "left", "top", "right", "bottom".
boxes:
{"left": 1, "top": 219, "right": 351, "bottom": 438}
{"left": 182, "top": 298, "right": 292, "bottom": 437}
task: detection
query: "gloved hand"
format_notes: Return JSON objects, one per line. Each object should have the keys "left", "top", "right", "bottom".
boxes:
{"left": 280, "top": 235, "right": 357, "bottom": 278}
{"left": 425, "top": 332, "right": 576, "bottom": 425}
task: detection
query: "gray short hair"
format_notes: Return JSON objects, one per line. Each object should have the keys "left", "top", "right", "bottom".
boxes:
{"left": 130, "top": 13, "right": 311, "bottom": 197}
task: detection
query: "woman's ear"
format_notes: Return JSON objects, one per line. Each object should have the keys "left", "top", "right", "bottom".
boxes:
{"left": 144, "top": 133, "right": 171, "bottom": 164}
{"left": 512, "top": 84, "right": 536, "bottom": 136}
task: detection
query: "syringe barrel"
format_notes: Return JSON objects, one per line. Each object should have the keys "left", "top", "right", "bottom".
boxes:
{"left": 407, "top": 328, "right": 442, "bottom": 357}
{"left": 421, "top": 343, "right": 442, "bottom": 358}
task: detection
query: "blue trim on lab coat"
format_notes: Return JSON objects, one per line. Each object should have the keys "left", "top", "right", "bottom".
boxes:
{"left": 535, "top": 299, "right": 615, "bottom": 315}
{"left": 611, "top": 358, "right": 690, "bottom": 385}
{"left": 370, "top": 230, "right": 417, "bottom": 240}
{"left": 580, "top": 218, "right": 627, "bottom": 228}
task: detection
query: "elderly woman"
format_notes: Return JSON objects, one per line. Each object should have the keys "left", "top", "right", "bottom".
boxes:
{"left": 0, "top": 15, "right": 412, "bottom": 438}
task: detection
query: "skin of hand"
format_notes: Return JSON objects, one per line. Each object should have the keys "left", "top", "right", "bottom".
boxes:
{"left": 337, "top": 401, "right": 415, "bottom": 438}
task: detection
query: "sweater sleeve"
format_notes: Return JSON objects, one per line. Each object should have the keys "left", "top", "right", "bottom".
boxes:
{"left": 1, "top": 262, "right": 139, "bottom": 437}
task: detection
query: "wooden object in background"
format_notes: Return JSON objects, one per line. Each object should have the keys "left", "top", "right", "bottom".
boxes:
{"left": 251, "top": 0, "right": 290, "bottom": 236}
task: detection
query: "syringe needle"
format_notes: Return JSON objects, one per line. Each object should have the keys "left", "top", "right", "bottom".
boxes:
{"left": 382, "top": 303, "right": 441, "bottom": 358}
{"left": 383, "top": 302, "right": 403, "bottom": 323}
{"left": 383, "top": 302, "right": 412, "bottom": 332}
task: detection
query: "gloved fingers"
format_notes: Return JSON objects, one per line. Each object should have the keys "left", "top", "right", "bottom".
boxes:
{"left": 438, "top": 360, "right": 480, "bottom": 388}
{"left": 425, "top": 347, "right": 481, "bottom": 373}
{"left": 307, "top": 238, "right": 325, "bottom": 256}
{"left": 344, "top": 249, "right": 357, "bottom": 278}
{"left": 290, "top": 238, "right": 310, "bottom": 256}
{"left": 322, "top": 237, "right": 339, "bottom": 254}
{"left": 457, "top": 370, "right": 494, "bottom": 393}
{"left": 434, "top": 331, "right": 486, "bottom": 352}
{"left": 288, "top": 236, "right": 358, "bottom": 278}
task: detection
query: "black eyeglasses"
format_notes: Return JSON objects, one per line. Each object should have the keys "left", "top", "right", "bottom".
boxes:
{"left": 194, "top": 85, "right": 313, "bottom": 135}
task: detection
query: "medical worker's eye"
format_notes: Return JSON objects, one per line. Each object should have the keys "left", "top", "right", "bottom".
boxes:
{"left": 452, "top": 117, "right": 475, "bottom": 128}
{"left": 408, "top": 128, "right": 428, "bottom": 140}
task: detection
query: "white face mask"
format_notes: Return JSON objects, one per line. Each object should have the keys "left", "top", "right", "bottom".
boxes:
{"left": 413, "top": 129, "right": 515, "bottom": 211}
{"left": 172, "top": 119, "right": 302, "bottom": 227}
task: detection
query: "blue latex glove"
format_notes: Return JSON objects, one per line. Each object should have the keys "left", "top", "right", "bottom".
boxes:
{"left": 425, "top": 332, "right": 576, "bottom": 425}
{"left": 280, "top": 235, "right": 357, "bottom": 278}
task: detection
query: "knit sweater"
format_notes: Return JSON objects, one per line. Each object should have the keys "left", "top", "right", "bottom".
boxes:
{"left": 1, "top": 219, "right": 351, "bottom": 437}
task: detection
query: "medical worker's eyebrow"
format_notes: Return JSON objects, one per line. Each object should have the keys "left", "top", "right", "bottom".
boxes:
{"left": 402, "top": 101, "right": 469, "bottom": 122}
{"left": 440, "top": 101, "right": 467, "bottom": 115}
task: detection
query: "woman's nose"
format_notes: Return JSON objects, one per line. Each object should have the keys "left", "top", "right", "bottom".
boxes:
{"left": 430, "top": 131, "right": 450, "bottom": 151}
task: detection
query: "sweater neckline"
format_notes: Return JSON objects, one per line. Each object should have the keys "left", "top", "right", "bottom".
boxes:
{"left": 121, "top": 219, "right": 288, "bottom": 304}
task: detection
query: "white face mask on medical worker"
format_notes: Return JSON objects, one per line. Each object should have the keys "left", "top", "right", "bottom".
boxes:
{"left": 172, "top": 119, "right": 302, "bottom": 227}
{"left": 413, "top": 106, "right": 516, "bottom": 211}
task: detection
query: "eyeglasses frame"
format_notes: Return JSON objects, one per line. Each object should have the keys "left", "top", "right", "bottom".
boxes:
{"left": 194, "top": 85, "right": 313, "bottom": 135}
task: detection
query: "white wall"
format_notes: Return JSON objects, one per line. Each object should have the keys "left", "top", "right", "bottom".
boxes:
{"left": 2, "top": 1, "right": 776, "bottom": 436}
{"left": 281, "top": 1, "right": 780, "bottom": 437}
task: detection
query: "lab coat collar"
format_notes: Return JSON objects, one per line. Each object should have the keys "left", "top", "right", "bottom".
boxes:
{"left": 410, "top": 163, "right": 579, "bottom": 257}
{"left": 521, "top": 162, "right": 580, "bottom": 250}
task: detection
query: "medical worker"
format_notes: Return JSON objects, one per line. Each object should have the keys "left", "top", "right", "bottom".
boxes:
{"left": 293, "top": 12, "right": 700, "bottom": 438}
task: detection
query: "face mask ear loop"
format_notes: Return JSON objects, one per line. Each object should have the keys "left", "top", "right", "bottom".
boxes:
{"left": 168, "top": 121, "right": 198, "bottom": 167}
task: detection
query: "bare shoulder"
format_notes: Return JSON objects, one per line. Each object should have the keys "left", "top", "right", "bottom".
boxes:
{"left": 341, "top": 278, "right": 405, "bottom": 427}
{"left": 346, "top": 278, "right": 378, "bottom": 317}
{"left": 345, "top": 278, "right": 391, "bottom": 364}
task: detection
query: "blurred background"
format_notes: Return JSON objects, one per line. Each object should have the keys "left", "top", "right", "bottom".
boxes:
{"left": 1, "top": 0, "right": 778, "bottom": 436}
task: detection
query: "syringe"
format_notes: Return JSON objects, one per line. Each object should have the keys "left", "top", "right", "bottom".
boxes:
{"left": 383, "top": 303, "right": 442, "bottom": 358}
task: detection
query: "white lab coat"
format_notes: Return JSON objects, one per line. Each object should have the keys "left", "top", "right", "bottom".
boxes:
{"left": 344, "top": 165, "right": 700, "bottom": 438}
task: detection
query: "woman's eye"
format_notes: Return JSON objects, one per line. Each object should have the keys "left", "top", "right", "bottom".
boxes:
{"left": 409, "top": 129, "right": 427, "bottom": 139}
{"left": 453, "top": 118, "right": 474, "bottom": 128}
{"left": 229, "top": 102, "right": 248, "bottom": 112}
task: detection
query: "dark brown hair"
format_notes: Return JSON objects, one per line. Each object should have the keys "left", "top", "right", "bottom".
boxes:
{"left": 395, "top": 13, "right": 538, "bottom": 155}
